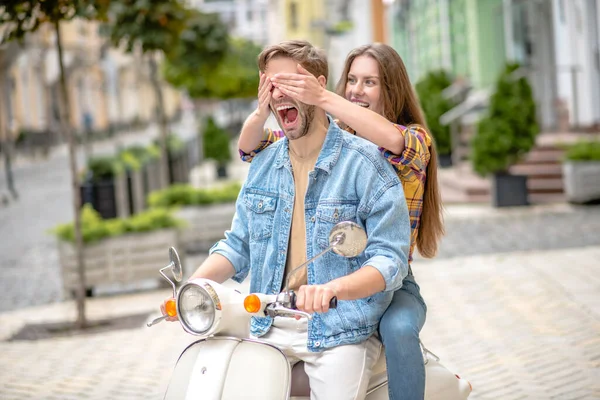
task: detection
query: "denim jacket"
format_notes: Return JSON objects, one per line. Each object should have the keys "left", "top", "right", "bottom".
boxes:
{"left": 210, "top": 118, "right": 411, "bottom": 351}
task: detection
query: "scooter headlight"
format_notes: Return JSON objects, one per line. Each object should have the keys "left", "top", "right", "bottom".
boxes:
{"left": 177, "top": 283, "right": 216, "bottom": 335}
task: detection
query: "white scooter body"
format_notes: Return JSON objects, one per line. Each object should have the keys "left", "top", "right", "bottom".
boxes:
{"left": 159, "top": 279, "right": 471, "bottom": 400}
{"left": 151, "top": 225, "right": 471, "bottom": 400}
{"left": 165, "top": 337, "right": 292, "bottom": 400}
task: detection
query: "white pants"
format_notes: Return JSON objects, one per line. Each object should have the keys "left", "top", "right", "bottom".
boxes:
{"left": 259, "top": 317, "right": 382, "bottom": 400}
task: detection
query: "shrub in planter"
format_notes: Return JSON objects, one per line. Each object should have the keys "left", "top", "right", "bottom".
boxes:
{"left": 471, "top": 63, "right": 539, "bottom": 207}
{"left": 562, "top": 140, "right": 600, "bottom": 203}
{"left": 52, "top": 204, "right": 184, "bottom": 244}
{"left": 119, "top": 144, "right": 161, "bottom": 213}
{"left": 147, "top": 182, "right": 241, "bottom": 208}
{"left": 415, "top": 70, "right": 453, "bottom": 164}
{"left": 203, "top": 116, "right": 232, "bottom": 178}
{"left": 148, "top": 182, "right": 241, "bottom": 252}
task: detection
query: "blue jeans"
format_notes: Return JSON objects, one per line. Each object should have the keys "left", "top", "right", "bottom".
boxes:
{"left": 379, "top": 273, "right": 427, "bottom": 400}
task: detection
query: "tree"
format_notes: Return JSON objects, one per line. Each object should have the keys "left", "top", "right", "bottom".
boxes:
{"left": 1, "top": 0, "right": 108, "bottom": 329}
{"left": 471, "top": 63, "right": 539, "bottom": 176}
{"left": 202, "top": 116, "right": 231, "bottom": 178}
{"left": 0, "top": 42, "right": 21, "bottom": 201}
{"left": 415, "top": 70, "right": 453, "bottom": 156}
{"left": 164, "top": 37, "right": 261, "bottom": 100}
{"left": 164, "top": 36, "right": 260, "bottom": 160}
{"left": 103, "top": 1, "right": 228, "bottom": 188}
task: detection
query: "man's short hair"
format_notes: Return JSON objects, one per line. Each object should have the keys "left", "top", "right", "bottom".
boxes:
{"left": 258, "top": 40, "right": 328, "bottom": 80}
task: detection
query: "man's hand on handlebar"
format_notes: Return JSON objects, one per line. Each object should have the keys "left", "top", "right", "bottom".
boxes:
{"left": 295, "top": 284, "right": 338, "bottom": 313}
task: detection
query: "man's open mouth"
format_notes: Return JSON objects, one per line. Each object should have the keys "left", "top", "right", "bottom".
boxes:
{"left": 276, "top": 104, "right": 299, "bottom": 128}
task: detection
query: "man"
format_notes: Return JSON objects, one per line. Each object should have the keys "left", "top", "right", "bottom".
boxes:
{"left": 166, "top": 40, "right": 411, "bottom": 399}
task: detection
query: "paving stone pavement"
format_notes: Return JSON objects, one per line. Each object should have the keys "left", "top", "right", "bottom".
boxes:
{"left": 416, "top": 246, "right": 600, "bottom": 400}
{"left": 431, "top": 204, "right": 600, "bottom": 260}
{"left": 1, "top": 246, "right": 599, "bottom": 399}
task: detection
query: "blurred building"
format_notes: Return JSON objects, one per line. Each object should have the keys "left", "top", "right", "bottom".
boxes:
{"left": 189, "top": 0, "right": 270, "bottom": 45}
{"left": 387, "top": 0, "right": 600, "bottom": 131}
{"left": 263, "top": 0, "right": 389, "bottom": 89}
{"left": 0, "top": 20, "right": 180, "bottom": 144}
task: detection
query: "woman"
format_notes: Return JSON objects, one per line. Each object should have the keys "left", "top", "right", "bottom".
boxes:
{"left": 238, "top": 43, "right": 444, "bottom": 400}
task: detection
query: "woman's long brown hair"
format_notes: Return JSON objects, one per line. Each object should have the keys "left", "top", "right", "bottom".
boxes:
{"left": 336, "top": 43, "right": 444, "bottom": 258}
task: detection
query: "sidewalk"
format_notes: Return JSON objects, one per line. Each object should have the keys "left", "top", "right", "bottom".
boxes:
{"left": 1, "top": 246, "right": 599, "bottom": 399}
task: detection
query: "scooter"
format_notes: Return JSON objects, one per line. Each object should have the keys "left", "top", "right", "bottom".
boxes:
{"left": 149, "top": 221, "right": 472, "bottom": 400}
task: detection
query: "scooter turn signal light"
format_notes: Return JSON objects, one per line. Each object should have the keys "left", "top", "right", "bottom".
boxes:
{"left": 244, "top": 294, "right": 262, "bottom": 313}
{"left": 165, "top": 298, "right": 177, "bottom": 317}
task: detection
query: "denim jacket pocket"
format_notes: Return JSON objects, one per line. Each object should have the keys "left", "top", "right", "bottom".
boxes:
{"left": 244, "top": 192, "right": 277, "bottom": 242}
{"left": 315, "top": 203, "right": 358, "bottom": 248}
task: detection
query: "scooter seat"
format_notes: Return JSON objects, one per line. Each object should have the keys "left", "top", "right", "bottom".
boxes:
{"left": 290, "top": 348, "right": 387, "bottom": 396}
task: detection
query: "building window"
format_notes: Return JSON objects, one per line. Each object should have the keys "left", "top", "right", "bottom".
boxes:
{"left": 290, "top": 2, "right": 298, "bottom": 30}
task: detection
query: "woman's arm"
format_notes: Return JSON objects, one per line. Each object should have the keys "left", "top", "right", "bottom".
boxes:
{"left": 320, "top": 90, "right": 405, "bottom": 154}
{"left": 238, "top": 72, "right": 276, "bottom": 154}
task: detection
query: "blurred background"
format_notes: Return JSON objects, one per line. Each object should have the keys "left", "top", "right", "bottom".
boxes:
{"left": 0, "top": 1, "right": 599, "bottom": 399}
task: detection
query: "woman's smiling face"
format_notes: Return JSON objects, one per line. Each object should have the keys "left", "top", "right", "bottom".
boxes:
{"left": 344, "top": 55, "right": 383, "bottom": 116}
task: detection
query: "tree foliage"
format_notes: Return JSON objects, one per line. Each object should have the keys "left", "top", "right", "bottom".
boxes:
{"left": 164, "top": 37, "right": 261, "bottom": 99}
{"left": 471, "top": 63, "right": 539, "bottom": 176}
{"left": 102, "top": 0, "right": 187, "bottom": 53}
{"left": 415, "top": 70, "right": 453, "bottom": 155}
{"left": 168, "top": 10, "right": 229, "bottom": 69}
{"left": 0, "top": 0, "right": 105, "bottom": 42}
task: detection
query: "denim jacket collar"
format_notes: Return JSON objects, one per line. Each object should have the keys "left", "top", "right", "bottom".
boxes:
{"left": 273, "top": 116, "right": 343, "bottom": 175}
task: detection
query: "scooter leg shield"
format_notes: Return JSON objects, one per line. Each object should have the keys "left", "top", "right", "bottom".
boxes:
{"left": 164, "top": 338, "right": 291, "bottom": 400}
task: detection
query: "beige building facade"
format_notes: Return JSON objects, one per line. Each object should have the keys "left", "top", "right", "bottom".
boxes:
{"left": 1, "top": 19, "right": 180, "bottom": 142}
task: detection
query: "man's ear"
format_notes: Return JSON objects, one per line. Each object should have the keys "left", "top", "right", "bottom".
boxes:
{"left": 317, "top": 75, "right": 327, "bottom": 88}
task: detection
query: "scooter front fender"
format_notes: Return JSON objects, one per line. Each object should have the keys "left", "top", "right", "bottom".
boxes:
{"left": 164, "top": 337, "right": 291, "bottom": 400}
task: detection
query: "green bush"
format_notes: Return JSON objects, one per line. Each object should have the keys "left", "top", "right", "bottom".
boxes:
{"left": 564, "top": 140, "right": 600, "bottom": 161}
{"left": 83, "top": 143, "right": 161, "bottom": 179}
{"left": 147, "top": 182, "right": 242, "bottom": 208}
{"left": 415, "top": 70, "right": 453, "bottom": 155}
{"left": 51, "top": 204, "right": 183, "bottom": 244}
{"left": 203, "top": 116, "right": 231, "bottom": 164}
{"left": 471, "top": 63, "right": 539, "bottom": 176}
{"left": 118, "top": 144, "right": 160, "bottom": 171}
{"left": 85, "top": 156, "right": 124, "bottom": 182}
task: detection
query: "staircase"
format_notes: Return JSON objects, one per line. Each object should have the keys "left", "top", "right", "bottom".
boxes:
{"left": 509, "top": 144, "right": 565, "bottom": 203}
{"left": 439, "top": 133, "right": 600, "bottom": 204}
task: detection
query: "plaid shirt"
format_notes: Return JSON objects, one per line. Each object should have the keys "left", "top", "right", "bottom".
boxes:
{"left": 239, "top": 123, "right": 431, "bottom": 263}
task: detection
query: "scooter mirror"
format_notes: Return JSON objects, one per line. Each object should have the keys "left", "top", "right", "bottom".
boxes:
{"left": 169, "top": 247, "right": 183, "bottom": 282}
{"left": 329, "top": 221, "right": 367, "bottom": 258}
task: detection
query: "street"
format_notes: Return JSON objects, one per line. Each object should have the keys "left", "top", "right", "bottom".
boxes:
{"left": 1, "top": 123, "right": 599, "bottom": 399}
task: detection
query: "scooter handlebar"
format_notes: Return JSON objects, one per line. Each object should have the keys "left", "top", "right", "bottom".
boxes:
{"left": 289, "top": 292, "right": 338, "bottom": 310}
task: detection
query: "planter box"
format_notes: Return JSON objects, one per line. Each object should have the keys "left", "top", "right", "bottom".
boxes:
{"left": 438, "top": 153, "right": 453, "bottom": 168}
{"left": 169, "top": 150, "right": 190, "bottom": 184}
{"left": 491, "top": 173, "right": 529, "bottom": 207}
{"left": 144, "top": 160, "right": 164, "bottom": 195}
{"left": 563, "top": 161, "right": 600, "bottom": 203}
{"left": 80, "top": 175, "right": 130, "bottom": 219}
{"left": 127, "top": 169, "right": 146, "bottom": 214}
{"left": 176, "top": 203, "right": 236, "bottom": 253}
{"left": 58, "top": 228, "right": 183, "bottom": 297}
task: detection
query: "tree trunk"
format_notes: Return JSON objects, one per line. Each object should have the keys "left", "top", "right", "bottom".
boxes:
{"left": 55, "top": 21, "right": 87, "bottom": 329}
{"left": 148, "top": 54, "right": 170, "bottom": 188}
{"left": 0, "top": 51, "right": 19, "bottom": 200}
